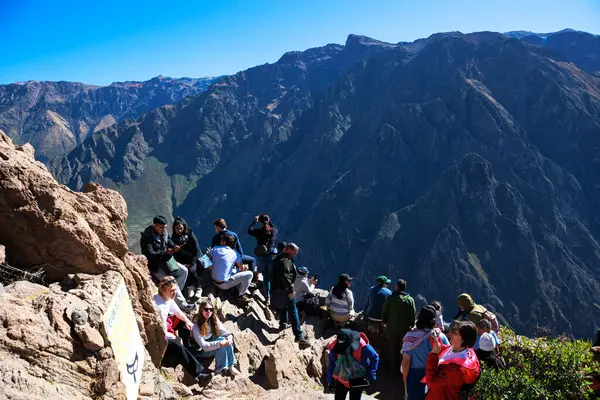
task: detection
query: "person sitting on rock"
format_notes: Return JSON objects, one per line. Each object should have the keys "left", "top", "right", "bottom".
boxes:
{"left": 326, "top": 329, "right": 379, "bottom": 400}
{"left": 212, "top": 218, "right": 256, "bottom": 272}
{"left": 172, "top": 216, "right": 203, "bottom": 300}
{"left": 272, "top": 242, "right": 311, "bottom": 347}
{"left": 191, "top": 300, "right": 241, "bottom": 376}
{"left": 141, "top": 215, "right": 193, "bottom": 311}
{"left": 423, "top": 320, "right": 481, "bottom": 400}
{"left": 248, "top": 214, "right": 278, "bottom": 303}
{"left": 364, "top": 275, "right": 392, "bottom": 334}
{"left": 208, "top": 234, "right": 253, "bottom": 305}
{"left": 293, "top": 266, "right": 319, "bottom": 316}
{"left": 154, "top": 276, "right": 212, "bottom": 385}
{"left": 326, "top": 273, "right": 355, "bottom": 329}
{"left": 401, "top": 306, "right": 450, "bottom": 400}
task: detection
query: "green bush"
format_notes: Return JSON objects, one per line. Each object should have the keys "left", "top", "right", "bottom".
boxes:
{"left": 474, "top": 327, "right": 599, "bottom": 400}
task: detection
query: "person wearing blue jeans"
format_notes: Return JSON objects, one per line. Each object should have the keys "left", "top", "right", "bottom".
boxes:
{"left": 192, "top": 300, "right": 241, "bottom": 376}
{"left": 257, "top": 253, "right": 275, "bottom": 301}
{"left": 248, "top": 215, "right": 278, "bottom": 302}
{"left": 272, "top": 242, "right": 310, "bottom": 347}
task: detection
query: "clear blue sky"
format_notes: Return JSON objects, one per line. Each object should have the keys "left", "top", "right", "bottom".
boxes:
{"left": 1, "top": 0, "right": 598, "bottom": 85}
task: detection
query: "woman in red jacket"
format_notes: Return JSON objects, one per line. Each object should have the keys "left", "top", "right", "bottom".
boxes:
{"left": 423, "top": 320, "right": 480, "bottom": 400}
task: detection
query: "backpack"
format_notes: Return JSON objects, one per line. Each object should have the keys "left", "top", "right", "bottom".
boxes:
{"left": 333, "top": 350, "right": 366, "bottom": 382}
{"left": 482, "top": 310, "right": 500, "bottom": 332}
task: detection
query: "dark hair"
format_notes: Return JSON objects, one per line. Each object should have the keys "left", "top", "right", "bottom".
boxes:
{"left": 396, "top": 279, "right": 407, "bottom": 292}
{"left": 277, "top": 241, "right": 287, "bottom": 253}
{"left": 431, "top": 301, "right": 443, "bottom": 312}
{"left": 332, "top": 275, "right": 351, "bottom": 300}
{"left": 222, "top": 234, "right": 235, "bottom": 248}
{"left": 259, "top": 214, "right": 275, "bottom": 234}
{"left": 153, "top": 215, "right": 167, "bottom": 225}
{"left": 213, "top": 218, "right": 227, "bottom": 229}
{"left": 477, "top": 319, "right": 492, "bottom": 330}
{"left": 450, "top": 321, "right": 478, "bottom": 348}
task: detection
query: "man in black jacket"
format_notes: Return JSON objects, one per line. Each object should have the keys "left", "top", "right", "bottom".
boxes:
{"left": 272, "top": 242, "right": 310, "bottom": 347}
{"left": 140, "top": 215, "right": 193, "bottom": 311}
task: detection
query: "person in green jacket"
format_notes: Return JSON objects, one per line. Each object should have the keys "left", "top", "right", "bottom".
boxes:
{"left": 455, "top": 293, "right": 487, "bottom": 325}
{"left": 382, "top": 279, "right": 416, "bottom": 373}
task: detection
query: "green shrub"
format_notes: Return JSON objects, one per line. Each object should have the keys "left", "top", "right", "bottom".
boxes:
{"left": 474, "top": 327, "right": 599, "bottom": 400}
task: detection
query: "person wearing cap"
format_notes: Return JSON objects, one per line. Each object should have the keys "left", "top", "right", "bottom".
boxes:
{"left": 326, "top": 273, "right": 355, "bottom": 328}
{"left": 381, "top": 279, "right": 416, "bottom": 374}
{"left": 140, "top": 215, "right": 193, "bottom": 310}
{"left": 401, "top": 306, "right": 450, "bottom": 400}
{"left": 364, "top": 276, "right": 392, "bottom": 332}
{"left": 326, "top": 329, "right": 379, "bottom": 399}
{"left": 293, "top": 266, "right": 320, "bottom": 317}
{"left": 474, "top": 332, "right": 502, "bottom": 370}
{"left": 272, "top": 242, "right": 311, "bottom": 347}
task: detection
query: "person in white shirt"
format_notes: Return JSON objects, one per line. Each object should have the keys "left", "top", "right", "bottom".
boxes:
{"left": 208, "top": 234, "right": 254, "bottom": 304}
{"left": 325, "top": 273, "right": 355, "bottom": 328}
{"left": 153, "top": 276, "right": 212, "bottom": 384}
{"left": 191, "top": 300, "right": 241, "bottom": 376}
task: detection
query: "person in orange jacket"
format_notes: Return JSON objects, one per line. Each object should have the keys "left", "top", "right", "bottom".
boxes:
{"left": 423, "top": 320, "right": 480, "bottom": 400}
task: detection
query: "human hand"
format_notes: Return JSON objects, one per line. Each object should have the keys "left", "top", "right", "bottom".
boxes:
{"left": 220, "top": 339, "right": 230, "bottom": 348}
{"left": 166, "top": 332, "right": 176, "bottom": 340}
{"left": 432, "top": 336, "right": 442, "bottom": 354}
{"left": 185, "top": 320, "right": 194, "bottom": 331}
{"left": 165, "top": 248, "right": 174, "bottom": 254}
{"left": 382, "top": 323, "right": 388, "bottom": 328}
{"left": 253, "top": 215, "right": 259, "bottom": 222}
{"left": 174, "top": 245, "right": 181, "bottom": 252}
{"left": 310, "top": 277, "right": 317, "bottom": 285}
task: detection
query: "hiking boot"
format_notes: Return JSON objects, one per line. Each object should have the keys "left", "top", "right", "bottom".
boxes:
{"left": 236, "top": 294, "right": 252, "bottom": 306}
{"left": 295, "top": 336, "right": 311, "bottom": 348}
{"left": 196, "top": 372, "right": 213, "bottom": 386}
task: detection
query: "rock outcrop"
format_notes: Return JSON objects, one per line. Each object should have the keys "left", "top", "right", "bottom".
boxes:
{"left": 0, "top": 131, "right": 166, "bottom": 364}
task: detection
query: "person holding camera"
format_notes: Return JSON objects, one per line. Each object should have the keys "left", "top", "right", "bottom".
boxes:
{"left": 172, "top": 217, "right": 203, "bottom": 300}
{"left": 326, "top": 329, "right": 379, "bottom": 400}
{"left": 248, "top": 214, "right": 278, "bottom": 303}
{"left": 294, "top": 266, "right": 320, "bottom": 317}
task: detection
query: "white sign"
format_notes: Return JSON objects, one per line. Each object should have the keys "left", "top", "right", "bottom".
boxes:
{"left": 103, "top": 278, "right": 145, "bottom": 400}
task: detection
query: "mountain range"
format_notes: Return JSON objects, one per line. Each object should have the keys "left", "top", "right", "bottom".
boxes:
{"left": 34, "top": 29, "right": 600, "bottom": 338}
{"left": 0, "top": 76, "right": 217, "bottom": 161}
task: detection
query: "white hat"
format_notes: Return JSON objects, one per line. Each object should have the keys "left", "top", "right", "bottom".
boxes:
{"left": 479, "top": 332, "right": 496, "bottom": 352}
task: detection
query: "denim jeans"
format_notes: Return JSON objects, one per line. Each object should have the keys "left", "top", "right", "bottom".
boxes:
{"left": 406, "top": 368, "right": 426, "bottom": 400}
{"left": 201, "top": 337, "right": 236, "bottom": 371}
{"left": 280, "top": 297, "right": 303, "bottom": 340}
{"left": 257, "top": 254, "right": 274, "bottom": 300}
{"left": 241, "top": 254, "right": 256, "bottom": 272}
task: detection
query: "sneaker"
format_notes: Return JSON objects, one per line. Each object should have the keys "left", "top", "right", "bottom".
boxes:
{"left": 194, "top": 288, "right": 203, "bottom": 298}
{"left": 237, "top": 294, "right": 252, "bottom": 305}
{"left": 213, "top": 367, "right": 226, "bottom": 375}
{"left": 196, "top": 372, "right": 213, "bottom": 385}
{"left": 186, "top": 287, "right": 195, "bottom": 299}
{"left": 227, "top": 366, "right": 241, "bottom": 376}
{"left": 279, "top": 323, "right": 291, "bottom": 331}
{"left": 181, "top": 303, "right": 196, "bottom": 313}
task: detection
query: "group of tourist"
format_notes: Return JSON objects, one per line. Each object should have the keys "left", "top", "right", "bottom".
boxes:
{"left": 140, "top": 212, "right": 507, "bottom": 399}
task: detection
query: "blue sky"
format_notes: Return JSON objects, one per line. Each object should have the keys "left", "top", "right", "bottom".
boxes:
{"left": 1, "top": 0, "right": 598, "bottom": 85}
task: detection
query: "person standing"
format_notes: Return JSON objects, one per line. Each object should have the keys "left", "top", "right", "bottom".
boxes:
{"left": 364, "top": 276, "right": 392, "bottom": 334}
{"left": 248, "top": 214, "right": 278, "bottom": 303}
{"left": 381, "top": 279, "right": 416, "bottom": 373}
{"left": 272, "top": 242, "right": 311, "bottom": 347}
{"left": 326, "top": 329, "right": 379, "bottom": 400}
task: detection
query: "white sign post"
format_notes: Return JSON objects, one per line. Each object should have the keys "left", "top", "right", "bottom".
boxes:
{"left": 103, "top": 278, "right": 145, "bottom": 400}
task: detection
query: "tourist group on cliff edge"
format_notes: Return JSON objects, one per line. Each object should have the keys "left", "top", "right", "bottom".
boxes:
{"left": 140, "top": 213, "right": 507, "bottom": 399}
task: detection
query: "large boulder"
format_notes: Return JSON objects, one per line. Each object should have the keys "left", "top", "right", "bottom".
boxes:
{"left": 0, "top": 131, "right": 165, "bottom": 364}
{"left": 0, "top": 271, "right": 160, "bottom": 399}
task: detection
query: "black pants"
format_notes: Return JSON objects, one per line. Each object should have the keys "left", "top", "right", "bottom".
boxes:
{"left": 335, "top": 381, "right": 363, "bottom": 400}
{"left": 162, "top": 339, "right": 204, "bottom": 378}
{"left": 387, "top": 332, "right": 405, "bottom": 373}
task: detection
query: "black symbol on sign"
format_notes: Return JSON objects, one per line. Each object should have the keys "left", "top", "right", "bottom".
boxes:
{"left": 126, "top": 352, "right": 139, "bottom": 383}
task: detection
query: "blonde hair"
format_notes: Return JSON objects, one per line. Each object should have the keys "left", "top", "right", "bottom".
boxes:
{"left": 158, "top": 276, "right": 178, "bottom": 298}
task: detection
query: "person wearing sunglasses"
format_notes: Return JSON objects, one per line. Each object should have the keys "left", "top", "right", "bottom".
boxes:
{"left": 154, "top": 276, "right": 212, "bottom": 385}
{"left": 192, "top": 300, "right": 241, "bottom": 376}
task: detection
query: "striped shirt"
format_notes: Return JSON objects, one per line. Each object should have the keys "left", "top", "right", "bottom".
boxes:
{"left": 326, "top": 287, "right": 355, "bottom": 315}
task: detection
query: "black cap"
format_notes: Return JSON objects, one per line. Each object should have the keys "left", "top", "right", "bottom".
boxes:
{"left": 153, "top": 215, "right": 167, "bottom": 225}
{"left": 332, "top": 329, "right": 361, "bottom": 354}
{"left": 338, "top": 273, "right": 353, "bottom": 283}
